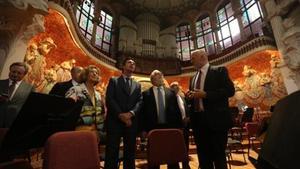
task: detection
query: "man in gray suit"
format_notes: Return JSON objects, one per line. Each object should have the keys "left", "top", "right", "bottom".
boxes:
{"left": 0, "top": 62, "right": 35, "bottom": 128}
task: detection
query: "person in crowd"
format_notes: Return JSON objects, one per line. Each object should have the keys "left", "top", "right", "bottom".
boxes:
{"left": 0, "top": 62, "right": 35, "bottom": 127}
{"left": 170, "top": 81, "right": 191, "bottom": 169}
{"left": 186, "top": 49, "right": 235, "bottom": 169}
{"left": 140, "top": 70, "right": 182, "bottom": 169}
{"left": 104, "top": 57, "right": 142, "bottom": 169}
{"left": 65, "top": 65, "right": 105, "bottom": 141}
{"left": 49, "top": 66, "right": 84, "bottom": 97}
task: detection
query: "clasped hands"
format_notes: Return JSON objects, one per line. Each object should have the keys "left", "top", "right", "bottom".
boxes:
{"left": 118, "top": 112, "right": 133, "bottom": 127}
{"left": 185, "top": 89, "right": 206, "bottom": 99}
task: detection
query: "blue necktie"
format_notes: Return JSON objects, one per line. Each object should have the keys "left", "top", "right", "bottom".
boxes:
{"left": 157, "top": 87, "right": 166, "bottom": 124}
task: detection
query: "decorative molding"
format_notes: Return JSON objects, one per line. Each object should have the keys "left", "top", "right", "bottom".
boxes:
{"left": 182, "top": 36, "right": 277, "bottom": 73}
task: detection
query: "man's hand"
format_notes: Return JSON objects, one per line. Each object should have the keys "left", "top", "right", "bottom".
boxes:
{"left": 118, "top": 112, "right": 133, "bottom": 127}
{"left": 186, "top": 90, "right": 206, "bottom": 99}
{"left": 183, "top": 117, "right": 190, "bottom": 126}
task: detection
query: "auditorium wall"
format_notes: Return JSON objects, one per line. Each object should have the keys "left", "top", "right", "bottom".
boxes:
{"left": 165, "top": 50, "right": 288, "bottom": 110}
{"left": 25, "top": 9, "right": 287, "bottom": 110}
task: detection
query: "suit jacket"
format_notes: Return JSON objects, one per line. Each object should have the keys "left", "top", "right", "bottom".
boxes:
{"left": 189, "top": 66, "right": 235, "bottom": 131}
{"left": 0, "top": 79, "right": 35, "bottom": 127}
{"left": 49, "top": 80, "right": 73, "bottom": 97}
{"left": 140, "top": 87, "right": 182, "bottom": 132}
{"left": 105, "top": 76, "right": 142, "bottom": 131}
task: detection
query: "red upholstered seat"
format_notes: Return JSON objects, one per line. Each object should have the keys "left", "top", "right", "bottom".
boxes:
{"left": 147, "top": 129, "right": 188, "bottom": 167}
{"left": 43, "top": 131, "right": 99, "bottom": 169}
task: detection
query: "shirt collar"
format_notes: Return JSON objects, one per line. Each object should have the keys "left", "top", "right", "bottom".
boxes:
{"left": 200, "top": 63, "right": 209, "bottom": 73}
{"left": 9, "top": 79, "right": 22, "bottom": 86}
{"left": 72, "top": 79, "right": 79, "bottom": 86}
{"left": 153, "top": 85, "right": 163, "bottom": 90}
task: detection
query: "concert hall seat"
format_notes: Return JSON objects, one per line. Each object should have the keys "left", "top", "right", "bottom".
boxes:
{"left": 43, "top": 131, "right": 99, "bottom": 169}
{"left": 147, "top": 129, "right": 188, "bottom": 168}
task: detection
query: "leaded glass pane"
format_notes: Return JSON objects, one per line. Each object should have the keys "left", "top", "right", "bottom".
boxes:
{"left": 248, "top": 4, "right": 260, "bottom": 22}
{"left": 221, "top": 25, "right": 230, "bottom": 39}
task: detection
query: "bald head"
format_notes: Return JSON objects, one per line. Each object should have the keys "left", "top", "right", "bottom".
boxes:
{"left": 71, "top": 66, "right": 84, "bottom": 83}
{"left": 191, "top": 49, "right": 208, "bottom": 69}
{"left": 150, "top": 70, "right": 164, "bottom": 87}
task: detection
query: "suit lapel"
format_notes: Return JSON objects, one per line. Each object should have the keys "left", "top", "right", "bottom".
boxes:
{"left": 130, "top": 80, "right": 136, "bottom": 95}
{"left": 11, "top": 81, "right": 25, "bottom": 101}
{"left": 150, "top": 87, "right": 158, "bottom": 117}
{"left": 204, "top": 66, "right": 213, "bottom": 91}
{"left": 164, "top": 87, "right": 170, "bottom": 110}
{"left": 118, "top": 76, "right": 130, "bottom": 95}
{"left": 0, "top": 79, "right": 9, "bottom": 94}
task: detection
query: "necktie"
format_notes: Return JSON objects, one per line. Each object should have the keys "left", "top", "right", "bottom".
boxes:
{"left": 8, "top": 81, "right": 17, "bottom": 99}
{"left": 157, "top": 87, "right": 166, "bottom": 124}
{"left": 125, "top": 77, "right": 130, "bottom": 94}
{"left": 194, "top": 70, "right": 202, "bottom": 112}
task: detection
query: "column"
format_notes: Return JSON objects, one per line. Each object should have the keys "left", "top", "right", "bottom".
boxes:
{"left": 91, "top": 0, "right": 100, "bottom": 45}
{"left": 260, "top": 0, "right": 284, "bottom": 49}
{"left": 190, "top": 22, "right": 197, "bottom": 49}
{"left": 231, "top": 0, "right": 246, "bottom": 41}
{"left": 210, "top": 14, "right": 222, "bottom": 54}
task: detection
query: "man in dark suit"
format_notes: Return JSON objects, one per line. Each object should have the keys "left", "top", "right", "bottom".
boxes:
{"left": 0, "top": 62, "right": 35, "bottom": 128}
{"left": 105, "top": 57, "right": 142, "bottom": 169}
{"left": 186, "top": 49, "right": 235, "bottom": 169}
{"left": 140, "top": 70, "right": 182, "bottom": 169}
{"left": 49, "top": 66, "right": 83, "bottom": 97}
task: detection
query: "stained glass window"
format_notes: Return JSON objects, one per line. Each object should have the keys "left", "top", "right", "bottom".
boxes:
{"left": 76, "top": 0, "right": 114, "bottom": 56}
{"left": 76, "top": 0, "right": 94, "bottom": 40}
{"left": 95, "top": 10, "right": 113, "bottom": 54}
{"left": 240, "top": 0, "right": 264, "bottom": 37}
{"left": 195, "top": 16, "right": 216, "bottom": 55}
{"left": 176, "top": 24, "right": 193, "bottom": 61}
{"left": 217, "top": 2, "right": 241, "bottom": 49}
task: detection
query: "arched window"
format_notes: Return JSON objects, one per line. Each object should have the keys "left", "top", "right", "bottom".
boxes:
{"left": 76, "top": 0, "right": 94, "bottom": 40}
{"left": 240, "top": 0, "right": 264, "bottom": 37}
{"left": 217, "top": 2, "right": 241, "bottom": 49}
{"left": 176, "top": 23, "right": 194, "bottom": 61}
{"left": 195, "top": 15, "right": 216, "bottom": 55}
{"left": 95, "top": 10, "right": 113, "bottom": 54}
{"left": 75, "top": 0, "right": 114, "bottom": 56}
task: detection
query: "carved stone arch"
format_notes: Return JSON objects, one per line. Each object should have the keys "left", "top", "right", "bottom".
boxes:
{"left": 175, "top": 19, "right": 193, "bottom": 28}
{"left": 98, "top": 3, "right": 118, "bottom": 28}
{"left": 214, "top": 0, "right": 231, "bottom": 14}
{"left": 193, "top": 11, "right": 212, "bottom": 23}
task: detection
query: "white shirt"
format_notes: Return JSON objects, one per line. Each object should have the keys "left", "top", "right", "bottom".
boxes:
{"left": 153, "top": 86, "right": 165, "bottom": 116}
{"left": 193, "top": 63, "right": 209, "bottom": 111}
{"left": 176, "top": 94, "right": 186, "bottom": 119}
{"left": 9, "top": 79, "right": 22, "bottom": 99}
{"left": 72, "top": 79, "right": 79, "bottom": 86}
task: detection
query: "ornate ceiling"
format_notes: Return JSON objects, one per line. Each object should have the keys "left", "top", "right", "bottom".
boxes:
{"left": 109, "top": 0, "right": 208, "bottom": 28}
{"left": 125, "top": 0, "right": 205, "bottom": 16}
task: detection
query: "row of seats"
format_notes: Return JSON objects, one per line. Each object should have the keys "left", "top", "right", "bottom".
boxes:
{"left": 0, "top": 129, "right": 188, "bottom": 169}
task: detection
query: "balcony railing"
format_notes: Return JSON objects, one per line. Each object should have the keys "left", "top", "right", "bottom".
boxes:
{"left": 182, "top": 36, "right": 277, "bottom": 73}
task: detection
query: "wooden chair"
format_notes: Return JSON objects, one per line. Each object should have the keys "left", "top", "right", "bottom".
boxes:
{"left": 245, "top": 122, "right": 261, "bottom": 156}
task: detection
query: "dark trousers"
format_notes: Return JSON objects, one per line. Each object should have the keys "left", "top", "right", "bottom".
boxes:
{"left": 192, "top": 126, "right": 228, "bottom": 169}
{"left": 104, "top": 126, "right": 136, "bottom": 169}
{"left": 182, "top": 123, "right": 191, "bottom": 169}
